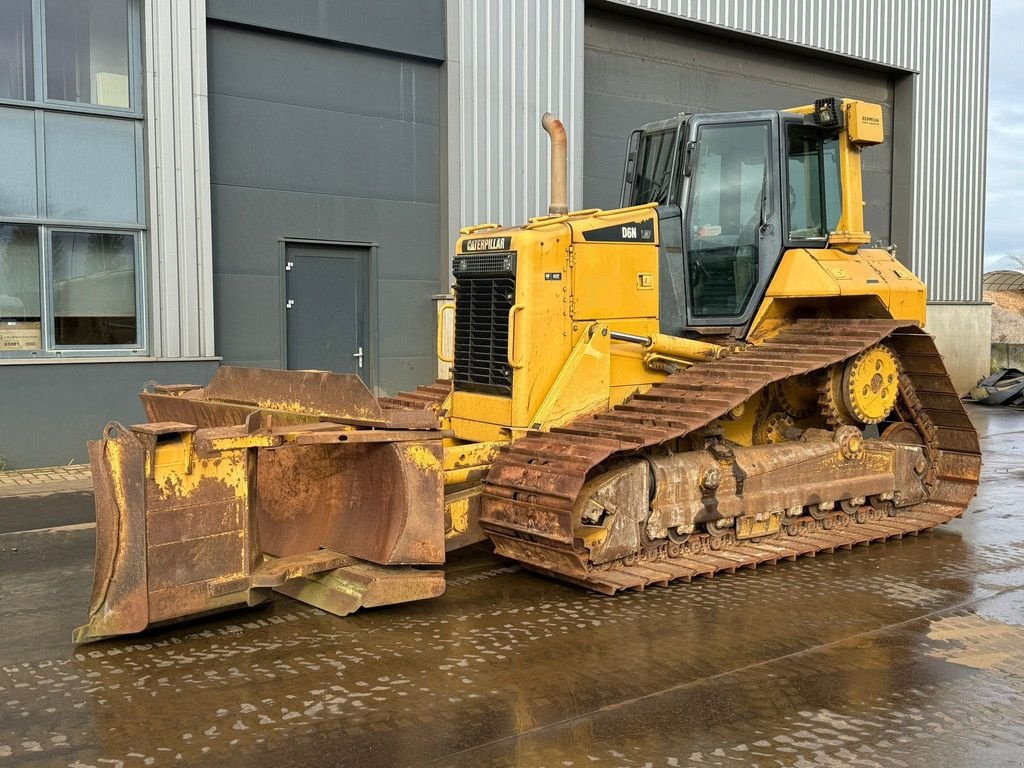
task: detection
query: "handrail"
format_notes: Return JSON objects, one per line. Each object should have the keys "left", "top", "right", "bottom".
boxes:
{"left": 507, "top": 304, "right": 526, "bottom": 369}
{"left": 436, "top": 304, "right": 455, "bottom": 364}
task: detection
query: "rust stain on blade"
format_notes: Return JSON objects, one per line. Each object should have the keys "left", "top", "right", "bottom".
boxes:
{"left": 77, "top": 366, "right": 451, "bottom": 643}
{"left": 203, "top": 367, "right": 386, "bottom": 422}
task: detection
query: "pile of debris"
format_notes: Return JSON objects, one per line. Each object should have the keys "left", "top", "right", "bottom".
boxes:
{"left": 986, "top": 290, "right": 1024, "bottom": 343}
{"left": 965, "top": 367, "right": 1024, "bottom": 407}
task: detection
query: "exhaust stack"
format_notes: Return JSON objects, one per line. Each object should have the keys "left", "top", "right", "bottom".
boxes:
{"left": 542, "top": 112, "right": 568, "bottom": 215}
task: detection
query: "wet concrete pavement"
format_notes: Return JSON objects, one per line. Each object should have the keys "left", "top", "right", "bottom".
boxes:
{"left": 2, "top": 405, "right": 1023, "bottom": 767}
{"left": 0, "top": 492, "right": 93, "bottom": 535}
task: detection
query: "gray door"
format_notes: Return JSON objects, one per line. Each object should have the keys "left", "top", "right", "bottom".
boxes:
{"left": 584, "top": 7, "right": 895, "bottom": 245}
{"left": 285, "top": 244, "right": 368, "bottom": 379}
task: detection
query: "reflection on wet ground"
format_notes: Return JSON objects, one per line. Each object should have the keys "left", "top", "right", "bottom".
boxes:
{"left": 2, "top": 406, "right": 1024, "bottom": 767}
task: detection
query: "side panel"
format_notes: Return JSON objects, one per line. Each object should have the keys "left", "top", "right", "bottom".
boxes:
{"left": 748, "top": 247, "right": 927, "bottom": 335}
{"left": 570, "top": 209, "right": 660, "bottom": 322}
{"left": 450, "top": 225, "right": 575, "bottom": 436}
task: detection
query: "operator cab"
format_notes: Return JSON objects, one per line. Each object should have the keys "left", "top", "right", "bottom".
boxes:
{"left": 621, "top": 98, "right": 850, "bottom": 337}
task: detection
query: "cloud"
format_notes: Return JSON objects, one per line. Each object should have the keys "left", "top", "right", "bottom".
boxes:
{"left": 984, "top": 0, "right": 1024, "bottom": 269}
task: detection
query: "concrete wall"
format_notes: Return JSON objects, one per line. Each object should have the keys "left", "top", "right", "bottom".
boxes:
{"left": 990, "top": 343, "right": 1024, "bottom": 373}
{"left": 204, "top": 8, "right": 446, "bottom": 394}
{"left": 925, "top": 303, "right": 992, "bottom": 395}
{"left": 0, "top": 360, "right": 218, "bottom": 469}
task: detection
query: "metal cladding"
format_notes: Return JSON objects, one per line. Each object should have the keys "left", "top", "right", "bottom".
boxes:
{"left": 452, "top": 0, "right": 989, "bottom": 302}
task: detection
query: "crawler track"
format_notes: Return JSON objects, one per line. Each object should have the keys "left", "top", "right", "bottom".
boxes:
{"left": 380, "top": 380, "right": 452, "bottom": 412}
{"left": 478, "top": 319, "right": 981, "bottom": 592}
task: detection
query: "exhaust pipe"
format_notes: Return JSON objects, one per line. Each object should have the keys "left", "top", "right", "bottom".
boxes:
{"left": 542, "top": 112, "right": 568, "bottom": 215}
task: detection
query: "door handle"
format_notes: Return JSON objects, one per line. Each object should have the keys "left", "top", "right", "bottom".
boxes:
{"left": 353, "top": 346, "right": 364, "bottom": 368}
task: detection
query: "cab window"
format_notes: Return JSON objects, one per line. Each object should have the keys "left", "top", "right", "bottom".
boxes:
{"left": 786, "top": 125, "right": 842, "bottom": 240}
{"left": 685, "top": 122, "right": 770, "bottom": 318}
{"left": 629, "top": 129, "right": 676, "bottom": 206}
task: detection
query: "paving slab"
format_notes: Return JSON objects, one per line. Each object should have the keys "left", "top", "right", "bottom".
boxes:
{"left": 0, "top": 464, "right": 92, "bottom": 499}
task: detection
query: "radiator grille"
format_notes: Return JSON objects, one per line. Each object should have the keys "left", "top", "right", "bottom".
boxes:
{"left": 452, "top": 254, "right": 516, "bottom": 396}
{"left": 453, "top": 252, "right": 515, "bottom": 275}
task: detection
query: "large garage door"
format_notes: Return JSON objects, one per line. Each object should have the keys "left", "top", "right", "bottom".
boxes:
{"left": 584, "top": 8, "right": 895, "bottom": 245}
{"left": 206, "top": 22, "right": 442, "bottom": 390}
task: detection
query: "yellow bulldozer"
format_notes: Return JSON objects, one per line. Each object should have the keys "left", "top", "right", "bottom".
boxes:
{"left": 75, "top": 97, "right": 980, "bottom": 643}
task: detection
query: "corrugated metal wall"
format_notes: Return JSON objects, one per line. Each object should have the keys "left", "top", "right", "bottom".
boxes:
{"left": 144, "top": 0, "right": 216, "bottom": 357}
{"left": 452, "top": 0, "right": 585, "bottom": 230}
{"left": 452, "top": 0, "right": 990, "bottom": 302}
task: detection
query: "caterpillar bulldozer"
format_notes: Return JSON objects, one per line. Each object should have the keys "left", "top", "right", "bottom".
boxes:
{"left": 75, "top": 97, "right": 981, "bottom": 643}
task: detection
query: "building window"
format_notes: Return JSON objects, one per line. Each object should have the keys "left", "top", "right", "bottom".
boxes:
{"left": 0, "top": 0, "right": 144, "bottom": 359}
{"left": 45, "top": 0, "right": 132, "bottom": 109}
{"left": 0, "top": 225, "right": 143, "bottom": 356}
{"left": 0, "top": 0, "right": 138, "bottom": 112}
{"left": 0, "top": 0, "right": 34, "bottom": 101}
{"left": 51, "top": 230, "right": 138, "bottom": 346}
{"left": 0, "top": 225, "right": 41, "bottom": 352}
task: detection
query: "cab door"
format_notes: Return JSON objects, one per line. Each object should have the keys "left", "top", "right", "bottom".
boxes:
{"left": 679, "top": 113, "right": 783, "bottom": 330}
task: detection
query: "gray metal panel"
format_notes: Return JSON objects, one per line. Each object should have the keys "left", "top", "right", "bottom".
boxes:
{"left": 213, "top": 272, "right": 282, "bottom": 365}
{"left": 207, "top": 26, "right": 440, "bottom": 124}
{"left": 378, "top": 355, "right": 436, "bottom": 392}
{"left": 376, "top": 279, "right": 439, "bottom": 358}
{"left": 454, "top": 0, "right": 990, "bottom": 301}
{"left": 207, "top": 23, "right": 443, "bottom": 393}
{"left": 210, "top": 186, "right": 443, "bottom": 281}
{"left": 0, "top": 107, "right": 38, "bottom": 217}
{"left": 205, "top": 0, "right": 446, "bottom": 62}
{"left": 42, "top": 111, "right": 141, "bottom": 224}
{"left": 0, "top": 359, "right": 219, "bottom": 468}
{"left": 209, "top": 95, "right": 439, "bottom": 203}
{"left": 453, "top": 0, "right": 585, "bottom": 230}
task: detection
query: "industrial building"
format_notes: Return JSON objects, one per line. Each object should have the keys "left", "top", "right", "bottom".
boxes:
{"left": 0, "top": 0, "right": 990, "bottom": 468}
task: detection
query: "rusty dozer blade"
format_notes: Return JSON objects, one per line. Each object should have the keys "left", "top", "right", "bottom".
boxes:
{"left": 74, "top": 368, "right": 448, "bottom": 644}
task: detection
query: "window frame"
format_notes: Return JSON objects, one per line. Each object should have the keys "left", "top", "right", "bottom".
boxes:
{"left": 782, "top": 117, "right": 844, "bottom": 249}
{"left": 0, "top": 0, "right": 143, "bottom": 118}
{"left": 0, "top": 223, "right": 147, "bottom": 359}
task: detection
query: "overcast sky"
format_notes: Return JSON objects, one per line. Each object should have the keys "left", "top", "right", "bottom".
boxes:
{"left": 984, "top": 0, "right": 1023, "bottom": 270}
